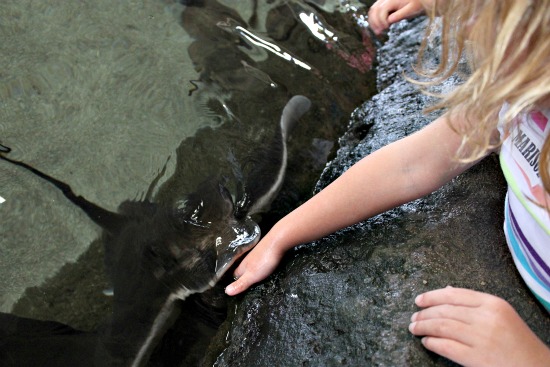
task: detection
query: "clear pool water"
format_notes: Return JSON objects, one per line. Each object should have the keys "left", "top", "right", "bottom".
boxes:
{"left": 0, "top": 0, "right": 377, "bottom": 364}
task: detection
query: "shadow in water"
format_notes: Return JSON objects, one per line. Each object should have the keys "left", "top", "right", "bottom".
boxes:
{"left": 1, "top": 95, "right": 310, "bottom": 366}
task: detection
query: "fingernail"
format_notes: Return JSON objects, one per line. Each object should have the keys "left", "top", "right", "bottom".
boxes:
{"left": 410, "top": 312, "right": 418, "bottom": 322}
{"left": 414, "top": 294, "right": 422, "bottom": 305}
{"left": 408, "top": 322, "right": 416, "bottom": 333}
{"left": 225, "top": 285, "right": 234, "bottom": 295}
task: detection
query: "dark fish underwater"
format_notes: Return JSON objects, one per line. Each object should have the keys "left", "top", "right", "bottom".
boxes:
{"left": 0, "top": 95, "right": 311, "bottom": 367}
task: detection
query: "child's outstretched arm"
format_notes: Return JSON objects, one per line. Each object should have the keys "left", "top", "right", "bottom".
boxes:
{"left": 226, "top": 111, "right": 478, "bottom": 296}
{"left": 367, "top": 0, "right": 428, "bottom": 35}
{"left": 410, "top": 287, "right": 550, "bottom": 366}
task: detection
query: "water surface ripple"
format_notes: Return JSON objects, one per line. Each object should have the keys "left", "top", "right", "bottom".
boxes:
{"left": 1, "top": 0, "right": 377, "bottom": 365}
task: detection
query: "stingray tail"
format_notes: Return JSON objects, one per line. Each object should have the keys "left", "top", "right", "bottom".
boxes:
{"left": 235, "top": 95, "right": 311, "bottom": 217}
{"left": 0, "top": 144, "right": 123, "bottom": 232}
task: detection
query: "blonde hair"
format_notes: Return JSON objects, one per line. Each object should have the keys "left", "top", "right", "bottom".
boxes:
{"left": 415, "top": 0, "right": 550, "bottom": 194}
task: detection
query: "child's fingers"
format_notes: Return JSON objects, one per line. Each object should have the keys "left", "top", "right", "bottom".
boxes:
{"left": 225, "top": 260, "right": 251, "bottom": 296}
{"left": 411, "top": 304, "right": 477, "bottom": 324}
{"left": 232, "top": 261, "right": 246, "bottom": 280}
{"left": 387, "top": 2, "right": 424, "bottom": 24}
{"left": 387, "top": 4, "right": 415, "bottom": 23}
{"left": 419, "top": 336, "right": 472, "bottom": 366}
{"left": 367, "top": 1, "right": 391, "bottom": 34}
{"left": 409, "top": 318, "right": 471, "bottom": 346}
{"left": 387, "top": 7, "right": 409, "bottom": 23}
{"left": 225, "top": 272, "right": 252, "bottom": 296}
{"left": 368, "top": 13, "right": 389, "bottom": 35}
{"left": 415, "top": 286, "right": 485, "bottom": 308}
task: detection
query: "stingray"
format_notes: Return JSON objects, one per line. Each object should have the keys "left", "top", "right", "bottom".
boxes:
{"left": 0, "top": 95, "right": 311, "bottom": 366}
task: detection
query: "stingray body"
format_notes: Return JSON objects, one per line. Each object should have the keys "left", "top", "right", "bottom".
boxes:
{"left": 0, "top": 95, "right": 311, "bottom": 366}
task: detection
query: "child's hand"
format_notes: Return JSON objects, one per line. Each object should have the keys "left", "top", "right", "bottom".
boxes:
{"left": 224, "top": 234, "right": 285, "bottom": 296}
{"left": 409, "top": 286, "right": 550, "bottom": 367}
{"left": 367, "top": 0, "right": 426, "bottom": 35}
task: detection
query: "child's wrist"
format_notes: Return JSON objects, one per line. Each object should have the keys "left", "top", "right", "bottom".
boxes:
{"left": 268, "top": 218, "right": 299, "bottom": 254}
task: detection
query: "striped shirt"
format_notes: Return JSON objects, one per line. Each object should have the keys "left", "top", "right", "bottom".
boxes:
{"left": 498, "top": 107, "right": 550, "bottom": 312}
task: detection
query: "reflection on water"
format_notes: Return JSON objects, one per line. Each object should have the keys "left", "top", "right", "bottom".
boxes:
{"left": 0, "top": 0, "right": 377, "bottom": 365}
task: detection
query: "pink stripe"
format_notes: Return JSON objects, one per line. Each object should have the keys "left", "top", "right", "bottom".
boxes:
{"left": 530, "top": 111, "right": 548, "bottom": 132}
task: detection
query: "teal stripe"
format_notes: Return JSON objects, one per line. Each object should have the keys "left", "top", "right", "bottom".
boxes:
{"left": 532, "top": 291, "right": 550, "bottom": 312}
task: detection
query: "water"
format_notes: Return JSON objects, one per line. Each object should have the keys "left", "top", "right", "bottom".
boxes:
{"left": 0, "top": 0, "right": 377, "bottom": 365}
{"left": 0, "top": 0, "right": 203, "bottom": 311}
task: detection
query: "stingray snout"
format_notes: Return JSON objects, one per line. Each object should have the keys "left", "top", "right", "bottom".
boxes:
{"left": 214, "top": 217, "right": 260, "bottom": 278}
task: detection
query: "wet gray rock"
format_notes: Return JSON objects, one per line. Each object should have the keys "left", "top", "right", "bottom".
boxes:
{"left": 206, "top": 17, "right": 550, "bottom": 367}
